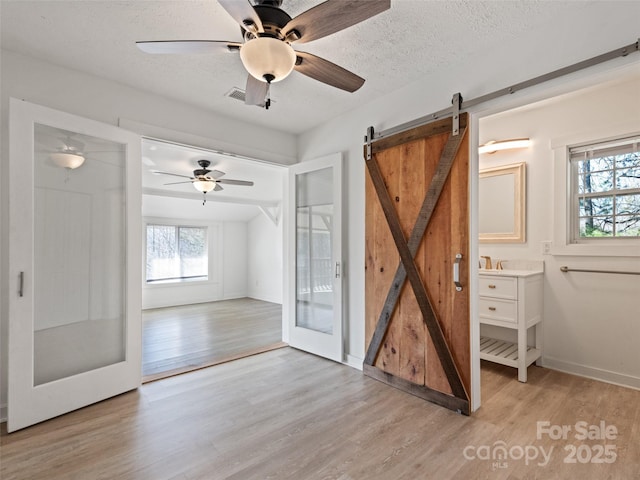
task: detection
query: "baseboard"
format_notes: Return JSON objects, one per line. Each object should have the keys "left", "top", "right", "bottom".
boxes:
{"left": 344, "top": 354, "right": 363, "bottom": 371}
{"left": 222, "top": 293, "right": 248, "bottom": 301}
{"left": 247, "top": 292, "right": 282, "bottom": 304}
{"left": 542, "top": 356, "right": 640, "bottom": 391}
{"left": 1, "top": 403, "right": 7, "bottom": 423}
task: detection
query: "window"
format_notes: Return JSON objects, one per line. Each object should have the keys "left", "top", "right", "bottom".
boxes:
{"left": 146, "top": 224, "right": 208, "bottom": 283}
{"left": 570, "top": 136, "right": 640, "bottom": 242}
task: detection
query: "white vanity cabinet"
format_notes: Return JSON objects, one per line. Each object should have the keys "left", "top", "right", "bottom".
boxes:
{"left": 478, "top": 270, "right": 543, "bottom": 382}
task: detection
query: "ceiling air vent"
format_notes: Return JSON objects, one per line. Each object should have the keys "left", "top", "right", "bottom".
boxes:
{"left": 225, "top": 87, "right": 246, "bottom": 102}
{"left": 224, "top": 87, "right": 274, "bottom": 108}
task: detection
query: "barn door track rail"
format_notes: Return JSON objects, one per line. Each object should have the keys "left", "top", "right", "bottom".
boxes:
{"left": 373, "top": 39, "right": 639, "bottom": 141}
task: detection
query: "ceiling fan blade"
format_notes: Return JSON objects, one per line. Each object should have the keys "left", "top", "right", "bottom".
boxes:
{"left": 209, "top": 169, "right": 225, "bottom": 179}
{"left": 218, "top": 0, "right": 263, "bottom": 33}
{"left": 136, "top": 40, "right": 241, "bottom": 54}
{"left": 217, "top": 179, "right": 254, "bottom": 186}
{"left": 152, "top": 171, "right": 194, "bottom": 179}
{"left": 164, "top": 181, "right": 195, "bottom": 185}
{"left": 245, "top": 74, "right": 269, "bottom": 106}
{"left": 214, "top": 183, "right": 224, "bottom": 192}
{"left": 283, "top": 0, "right": 390, "bottom": 44}
{"left": 294, "top": 51, "right": 365, "bottom": 92}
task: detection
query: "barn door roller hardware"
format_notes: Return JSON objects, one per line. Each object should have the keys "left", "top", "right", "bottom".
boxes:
{"left": 370, "top": 39, "right": 639, "bottom": 142}
{"left": 452, "top": 92, "right": 462, "bottom": 136}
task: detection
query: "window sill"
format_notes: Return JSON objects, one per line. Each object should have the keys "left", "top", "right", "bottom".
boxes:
{"left": 145, "top": 277, "right": 210, "bottom": 287}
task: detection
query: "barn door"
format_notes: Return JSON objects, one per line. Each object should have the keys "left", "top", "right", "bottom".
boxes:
{"left": 364, "top": 114, "right": 470, "bottom": 414}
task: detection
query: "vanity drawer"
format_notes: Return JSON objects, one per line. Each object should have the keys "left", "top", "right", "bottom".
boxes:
{"left": 478, "top": 297, "right": 517, "bottom": 325}
{"left": 479, "top": 275, "right": 517, "bottom": 299}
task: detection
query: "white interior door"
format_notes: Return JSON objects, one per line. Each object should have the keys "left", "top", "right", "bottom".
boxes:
{"left": 287, "top": 154, "right": 343, "bottom": 362}
{"left": 7, "top": 98, "right": 142, "bottom": 432}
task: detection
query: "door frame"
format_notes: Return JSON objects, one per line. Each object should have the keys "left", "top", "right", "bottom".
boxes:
{"left": 284, "top": 153, "right": 344, "bottom": 362}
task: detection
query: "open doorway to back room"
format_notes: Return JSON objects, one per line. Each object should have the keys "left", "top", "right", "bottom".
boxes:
{"left": 476, "top": 68, "right": 640, "bottom": 408}
{"left": 141, "top": 138, "right": 286, "bottom": 381}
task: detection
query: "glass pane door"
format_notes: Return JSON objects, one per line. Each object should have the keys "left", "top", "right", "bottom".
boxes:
{"left": 33, "top": 124, "right": 126, "bottom": 386}
{"left": 288, "top": 154, "right": 342, "bottom": 362}
{"left": 8, "top": 99, "right": 142, "bottom": 432}
{"left": 296, "top": 170, "right": 335, "bottom": 334}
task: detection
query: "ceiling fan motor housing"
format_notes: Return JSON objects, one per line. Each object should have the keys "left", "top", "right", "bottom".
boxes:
{"left": 243, "top": 5, "right": 292, "bottom": 40}
{"left": 253, "top": 0, "right": 283, "bottom": 7}
{"left": 193, "top": 159, "right": 212, "bottom": 177}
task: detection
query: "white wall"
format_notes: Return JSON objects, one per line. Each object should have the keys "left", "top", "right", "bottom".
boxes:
{"left": 248, "top": 212, "right": 283, "bottom": 304}
{"left": 1, "top": 50, "right": 296, "bottom": 416}
{"left": 222, "top": 222, "right": 248, "bottom": 300}
{"left": 296, "top": 3, "right": 639, "bottom": 375}
{"left": 479, "top": 76, "right": 640, "bottom": 388}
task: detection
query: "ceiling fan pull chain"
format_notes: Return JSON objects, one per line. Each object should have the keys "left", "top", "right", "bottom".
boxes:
{"left": 265, "top": 82, "right": 271, "bottom": 110}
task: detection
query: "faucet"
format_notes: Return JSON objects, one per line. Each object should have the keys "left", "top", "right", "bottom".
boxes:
{"left": 481, "top": 256, "right": 492, "bottom": 269}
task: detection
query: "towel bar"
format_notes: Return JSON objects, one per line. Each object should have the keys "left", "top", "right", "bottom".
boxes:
{"left": 560, "top": 266, "right": 640, "bottom": 276}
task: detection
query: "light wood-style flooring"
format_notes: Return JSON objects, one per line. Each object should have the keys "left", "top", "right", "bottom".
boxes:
{"left": 1, "top": 349, "right": 638, "bottom": 479}
{"left": 142, "top": 298, "right": 284, "bottom": 380}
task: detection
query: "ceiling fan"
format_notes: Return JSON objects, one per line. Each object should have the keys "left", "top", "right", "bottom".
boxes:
{"left": 155, "top": 159, "right": 254, "bottom": 204}
{"left": 136, "top": 0, "right": 390, "bottom": 109}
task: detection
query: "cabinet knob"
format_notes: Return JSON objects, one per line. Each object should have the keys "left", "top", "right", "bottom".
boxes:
{"left": 488, "top": 306, "right": 496, "bottom": 311}
{"left": 488, "top": 284, "right": 496, "bottom": 289}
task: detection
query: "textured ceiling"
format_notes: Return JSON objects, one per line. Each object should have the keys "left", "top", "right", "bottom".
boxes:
{"left": 1, "top": 0, "right": 584, "bottom": 135}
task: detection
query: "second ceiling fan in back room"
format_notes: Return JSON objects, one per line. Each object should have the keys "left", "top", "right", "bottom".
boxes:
{"left": 137, "top": 0, "right": 390, "bottom": 109}
{"left": 155, "top": 159, "right": 254, "bottom": 205}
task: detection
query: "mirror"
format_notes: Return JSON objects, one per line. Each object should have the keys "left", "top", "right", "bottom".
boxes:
{"left": 479, "top": 162, "right": 526, "bottom": 243}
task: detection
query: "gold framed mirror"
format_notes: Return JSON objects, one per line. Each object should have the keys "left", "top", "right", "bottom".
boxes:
{"left": 479, "top": 162, "right": 526, "bottom": 243}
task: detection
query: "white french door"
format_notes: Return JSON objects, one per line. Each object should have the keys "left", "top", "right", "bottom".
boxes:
{"left": 287, "top": 154, "right": 343, "bottom": 362}
{"left": 7, "top": 99, "right": 142, "bottom": 432}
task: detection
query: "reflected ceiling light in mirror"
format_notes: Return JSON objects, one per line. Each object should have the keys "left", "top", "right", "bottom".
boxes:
{"left": 478, "top": 138, "right": 531, "bottom": 155}
{"left": 50, "top": 152, "right": 86, "bottom": 169}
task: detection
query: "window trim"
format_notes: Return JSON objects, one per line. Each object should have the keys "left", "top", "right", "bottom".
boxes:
{"left": 551, "top": 128, "right": 640, "bottom": 257}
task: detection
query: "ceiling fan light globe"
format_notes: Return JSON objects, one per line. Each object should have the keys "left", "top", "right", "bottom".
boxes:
{"left": 50, "top": 152, "right": 85, "bottom": 169}
{"left": 193, "top": 180, "right": 216, "bottom": 193}
{"left": 240, "top": 37, "right": 296, "bottom": 83}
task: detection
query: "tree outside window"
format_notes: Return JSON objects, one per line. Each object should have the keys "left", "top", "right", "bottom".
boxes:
{"left": 146, "top": 225, "right": 208, "bottom": 282}
{"left": 572, "top": 138, "right": 640, "bottom": 240}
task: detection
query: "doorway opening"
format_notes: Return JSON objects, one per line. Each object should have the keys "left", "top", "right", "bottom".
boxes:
{"left": 141, "top": 138, "right": 287, "bottom": 381}
{"left": 475, "top": 65, "right": 640, "bottom": 408}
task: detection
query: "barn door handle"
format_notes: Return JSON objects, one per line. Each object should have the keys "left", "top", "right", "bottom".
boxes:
{"left": 453, "top": 254, "right": 463, "bottom": 292}
{"left": 19, "top": 271, "right": 24, "bottom": 297}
